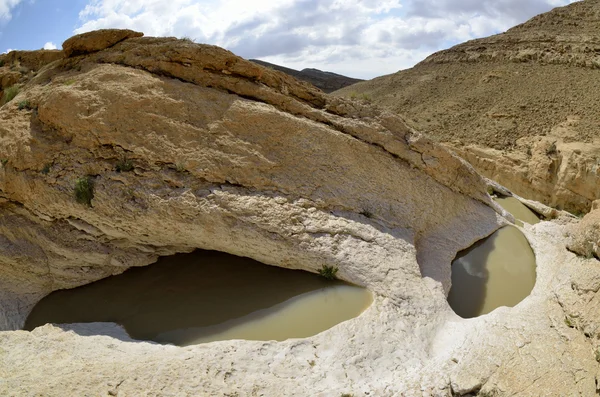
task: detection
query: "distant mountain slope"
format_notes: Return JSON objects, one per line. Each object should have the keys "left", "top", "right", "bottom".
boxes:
{"left": 334, "top": 0, "right": 600, "bottom": 213}
{"left": 250, "top": 59, "right": 362, "bottom": 93}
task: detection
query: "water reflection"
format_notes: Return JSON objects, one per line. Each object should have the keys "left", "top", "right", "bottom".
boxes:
{"left": 448, "top": 226, "right": 536, "bottom": 318}
{"left": 24, "top": 250, "right": 372, "bottom": 345}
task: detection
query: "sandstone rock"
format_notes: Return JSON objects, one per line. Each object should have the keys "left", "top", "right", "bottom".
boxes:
{"left": 62, "top": 29, "right": 143, "bottom": 57}
{"left": 450, "top": 138, "right": 600, "bottom": 214}
{"left": 0, "top": 69, "right": 20, "bottom": 90}
{"left": 567, "top": 209, "right": 600, "bottom": 259}
{"left": 0, "top": 31, "right": 599, "bottom": 396}
{"left": 0, "top": 49, "right": 63, "bottom": 71}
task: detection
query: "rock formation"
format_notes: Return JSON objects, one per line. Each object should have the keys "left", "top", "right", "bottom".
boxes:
{"left": 0, "top": 29, "right": 599, "bottom": 396}
{"left": 334, "top": 0, "right": 600, "bottom": 214}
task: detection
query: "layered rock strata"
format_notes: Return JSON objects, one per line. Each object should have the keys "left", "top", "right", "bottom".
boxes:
{"left": 0, "top": 30, "right": 599, "bottom": 396}
{"left": 334, "top": 0, "right": 600, "bottom": 214}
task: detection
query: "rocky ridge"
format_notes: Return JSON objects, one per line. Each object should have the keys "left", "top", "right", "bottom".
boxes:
{"left": 0, "top": 29, "right": 599, "bottom": 396}
{"left": 250, "top": 59, "right": 363, "bottom": 93}
{"left": 334, "top": 0, "right": 600, "bottom": 214}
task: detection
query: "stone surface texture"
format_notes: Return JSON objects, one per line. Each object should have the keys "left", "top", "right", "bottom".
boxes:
{"left": 567, "top": 208, "right": 600, "bottom": 259}
{"left": 334, "top": 0, "right": 600, "bottom": 214}
{"left": 0, "top": 29, "right": 599, "bottom": 396}
{"left": 62, "top": 29, "right": 143, "bottom": 57}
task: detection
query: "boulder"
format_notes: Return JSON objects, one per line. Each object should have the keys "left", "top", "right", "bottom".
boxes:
{"left": 62, "top": 29, "right": 143, "bottom": 57}
{"left": 568, "top": 209, "right": 600, "bottom": 259}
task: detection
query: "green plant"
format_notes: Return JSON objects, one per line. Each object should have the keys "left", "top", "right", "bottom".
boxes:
{"left": 41, "top": 163, "right": 51, "bottom": 174}
{"left": 18, "top": 100, "right": 32, "bottom": 110}
{"left": 181, "top": 36, "right": 195, "bottom": 43}
{"left": 546, "top": 141, "right": 557, "bottom": 156}
{"left": 2, "top": 85, "right": 19, "bottom": 104}
{"left": 595, "top": 349, "right": 600, "bottom": 363}
{"left": 176, "top": 163, "right": 186, "bottom": 173}
{"left": 564, "top": 316, "right": 575, "bottom": 328}
{"left": 64, "top": 79, "right": 76, "bottom": 86}
{"left": 1, "top": 159, "right": 7, "bottom": 166}
{"left": 74, "top": 176, "right": 94, "bottom": 207}
{"left": 359, "top": 93, "right": 372, "bottom": 102}
{"left": 116, "top": 157, "right": 134, "bottom": 172}
{"left": 341, "top": 394, "right": 353, "bottom": 397}
{"left": 318, "top": 265, "right": 338, "bottom": 280}
{"left": 477, "top": 390, "right": 498, "bottom": 397}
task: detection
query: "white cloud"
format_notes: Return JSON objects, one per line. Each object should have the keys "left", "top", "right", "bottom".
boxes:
{"left": 43, "top": 41, "right": 57, "bottom": 50}
{"left": 3, "top": 47, "right": 13, "bottom": 53}
{"left": 0, "top": 0, "right": 23, "bottom": 22}
{"left": 75, "top": 0, "right": 581, "bottom": 79}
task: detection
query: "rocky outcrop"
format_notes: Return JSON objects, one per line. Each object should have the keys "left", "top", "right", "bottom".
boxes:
{"left": 1, "top": 29, "right": 600, "bottom": 396}
{"left": 62, "top": 29, "right": 143, "bottom": 57}
{"left": 451, "top": 136, "right": 600, "bottom": 214}
{"left": 333, "top": 0, "right": 600, "bottom": 213}
{"left": 568, "top": 208, "right": 600, "bottom": 259}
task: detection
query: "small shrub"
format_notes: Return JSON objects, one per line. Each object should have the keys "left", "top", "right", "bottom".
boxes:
{"left": 176, "top": 163, "right": 186, "bottom": 173}
{"left": 181, "top": 36, "right": 195, "bottom": 43}
{"left": 595, "top": 349, "right": 600, "bottom": 363}
{"left": 41, "top": 163, "right": 51, "bottom": 174}
{"left": 0, "top": 59, "right": 4, "bottom": 67}
{"left": 318, "top": 265, "right": 338, "bottom": 280}
{"left": 1, "top": 159, "right": 8, "bottom": 166}
{"left": 359, "top": 93, "right": 372, "bottom": 102}
{"left": 64, "top": 79, "right": 76, "bottom": 86}
{"left": 74, "top": 176, "right": 94, "bottom": 207}
{"left": 116, "top": 157, "right": 134, "bottom": 172}
{"left": 2, "top": 85, "right": 19, "bottom": 104}
{"left": 546, "top": 141, "right": 557, "bottom": 156}
{"left": 18, "top": 100, "right": 32, "bottom": 110}
{"left": 478, "top": 390, "right": 498, "bottom": 397}
{"left": 564, "top": 316, "right": 575, "bottom": 328}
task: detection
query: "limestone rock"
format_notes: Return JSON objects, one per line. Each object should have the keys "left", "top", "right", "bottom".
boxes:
{"left": 450, "top": 137, "right": 600, "bottom": 214}
{"left": 62, "top": 29, "right": 143, "bottom": 57}
{"left": 567, "top": 209, "right": 600, "bottom": 259}
{"left": 0, "top": 30, "right": 599, "bottom": 396}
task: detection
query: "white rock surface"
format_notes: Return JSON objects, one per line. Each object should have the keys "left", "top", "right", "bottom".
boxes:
{"left": 0, "top": 30, "right": 599, "bottom": 396}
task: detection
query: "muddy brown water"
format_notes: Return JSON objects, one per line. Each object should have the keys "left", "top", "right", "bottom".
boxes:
{"left": 494, "top": 196, "right": 541, "bottom": 226}
{"left": 447, "top": 226, "right": 537, "bottom": 318}
{"left": 24, "top": 250, "right": 373, "bottom": 346}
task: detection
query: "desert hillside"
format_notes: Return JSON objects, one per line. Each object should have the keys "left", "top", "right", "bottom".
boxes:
{"left": 250, "top": 59, "right": 362, "bottom": 93}
{"left": 335, "top": 0, "right": 600, "bottom": 213}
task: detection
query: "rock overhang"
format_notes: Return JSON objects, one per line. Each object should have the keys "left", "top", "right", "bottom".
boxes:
{"left": 0, "top": 29, "right": 598, "bottom": 396}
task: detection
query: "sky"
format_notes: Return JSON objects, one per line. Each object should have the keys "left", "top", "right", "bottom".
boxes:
{"left": 0, "top": 0, "right": 581, "bottom": 79}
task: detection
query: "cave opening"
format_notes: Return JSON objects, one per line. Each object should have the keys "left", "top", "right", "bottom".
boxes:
{"left": 24, "top": 250, "right": 373, "bottom": 346}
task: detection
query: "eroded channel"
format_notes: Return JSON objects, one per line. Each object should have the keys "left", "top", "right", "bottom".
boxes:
{"left": 24, "top": 250, "right": 373, "bottom": 346}
{"left": 494, "top": 196, "right": 541, "bottom": 226}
